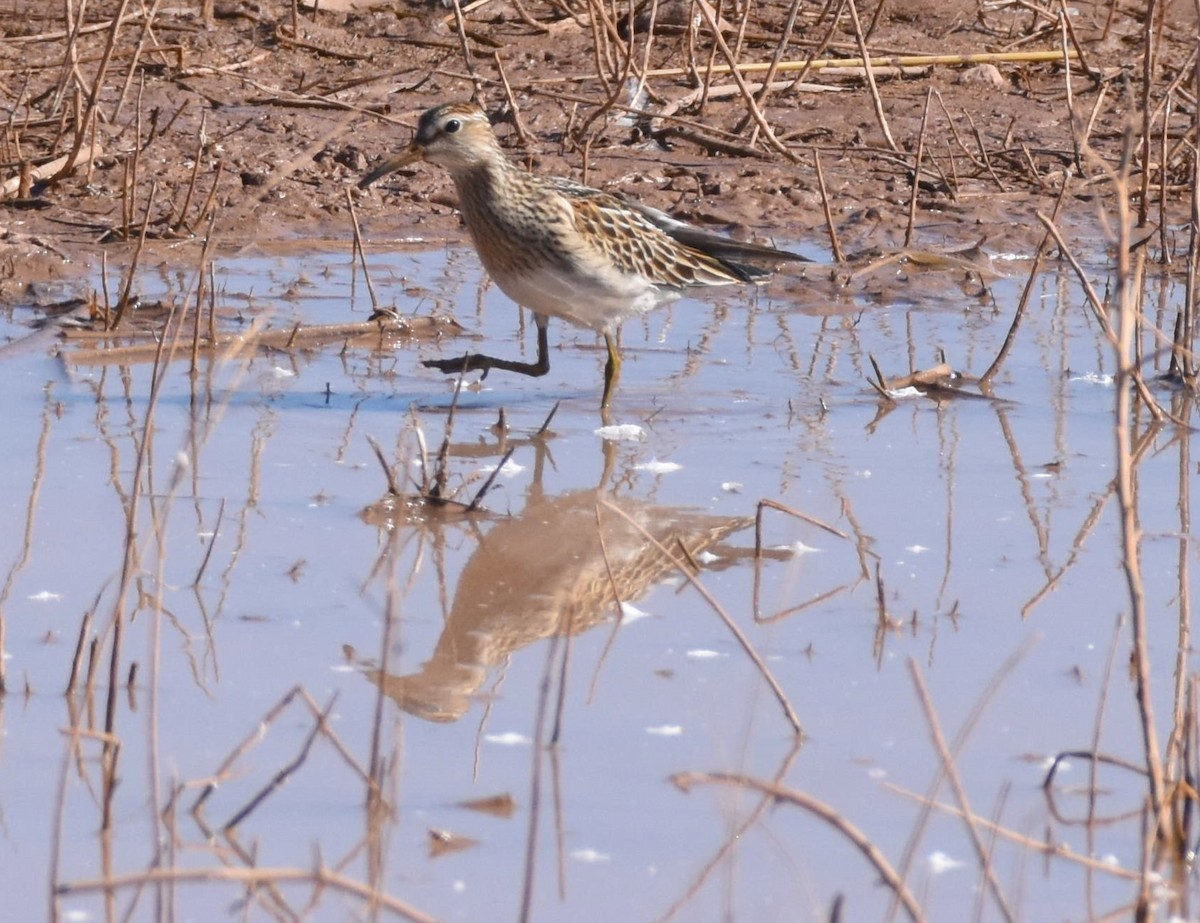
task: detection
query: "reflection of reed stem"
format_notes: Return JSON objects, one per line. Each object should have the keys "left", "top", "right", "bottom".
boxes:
{"left": 599, "top": 498, "right": 804, "bottom": 737}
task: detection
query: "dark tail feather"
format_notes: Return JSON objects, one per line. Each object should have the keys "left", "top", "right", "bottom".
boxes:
{"left": 626, "top": 196, "right": 811, "bottom": 267}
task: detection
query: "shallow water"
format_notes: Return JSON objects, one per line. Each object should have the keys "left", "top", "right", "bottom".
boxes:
{"left": 0, "top": 233, "right": 1194, "bottom": 921}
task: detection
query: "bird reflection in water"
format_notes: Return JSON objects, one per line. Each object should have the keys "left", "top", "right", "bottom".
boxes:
{"left": 360, "top": 436, "right": 751, "bottom": 723}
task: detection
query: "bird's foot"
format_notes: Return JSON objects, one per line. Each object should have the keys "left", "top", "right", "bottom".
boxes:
{"left": 422, "top": 354, "right": 495, "bottom": 379}
{"left": 422, "top": 353, "right": 550, "bottom": 380}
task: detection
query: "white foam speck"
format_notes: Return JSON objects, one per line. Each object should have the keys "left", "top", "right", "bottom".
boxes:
{"left": 484, "top": 732, "right": 531, "bottom": 746}
{"left": 28, "top": 591, "right": 62, "bottom": 603}
{"left": 685, "top": 649, "right": 724, "bottom": 659}
{"left": 570, "top": 848, "right": 611, "bottom": 863}
{"left": 269, "top": 366, "right": 295, "bottom": 379}
{"left": 927, "top": 851, "right": 964, "bottom": 874}
{"left": 1069, "top": 372, "right": 1115, "bottom": 386}
{"left": 646, "top": 725, "right": 683, "bottom": 736}
{"left": 772, "top": 541, "right": 821, "bottom": 555}
{"left": 635, "top": 460, "right": 682, "bottom": 474}
{"left": 905, "top": 545, "right": 929, "bottom": 554}
{"left": 619, "top": 602, "right": 651, "bottom": 622}
{"left": 721, "top": 481, "right": 743, "bottom": 493}
{"left": 594, "top": 424, "right": 645, "bottom": 441}
{"left": 480, "top": 458, "right": 525, "bottom": 478}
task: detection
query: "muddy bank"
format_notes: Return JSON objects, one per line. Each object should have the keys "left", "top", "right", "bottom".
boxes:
{"left": 0, "top": 0, "right": 1192, "bottom": 297}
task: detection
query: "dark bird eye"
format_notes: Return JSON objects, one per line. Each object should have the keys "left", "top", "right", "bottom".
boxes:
{"left": 444, "top": 118, "right": 461, "bottom": 134}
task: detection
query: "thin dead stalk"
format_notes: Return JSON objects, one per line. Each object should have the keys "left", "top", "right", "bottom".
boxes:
{"left": 812, "top": 148, "right": 845, "bottom": 262}
{"left": 599, "top": 498, "right": 803, "bottom": 737}
{"left": 56, "top": 865, "right": 436, "bottom": 922}
{"left": 622, "top": 49, "right": 1080, "bottom": 81}
{"left": 1035, "top": 212, "right": 1170, "bottom": 423}
{"left": 222, "top": 695, "right": 338, "bottom": 831}
{"left": 908, "top": 660, "right": 1016, "bottom": 923}
{"left": 690, "top": 0, "right": 795, "bottom": 161}
{"left": 670, "top": 771, "right": 925, "bottom": 923}
{"left": 347, "top": 188, "right": 381, "bottom": 312}
{"left": 56, "top": 0, "right": 133, "bottom": 183}
{"left": 979, "top": 179, "right": 1071, "bottom": 388}
{"left": 845, "top": 0, "right": 898, "bottom": 152}
{"left": 904, "top": 88, "right": 934, "bottom": 247}
{"left": 110, "top": 181, "right": 158, "bottom": 331}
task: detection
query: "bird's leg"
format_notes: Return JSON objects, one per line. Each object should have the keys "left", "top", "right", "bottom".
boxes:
{"left": 423, "top": 316, "right": 551, "bottom": 379}
{"left": 600, "top": 332, "right": 622, "bottom": 412}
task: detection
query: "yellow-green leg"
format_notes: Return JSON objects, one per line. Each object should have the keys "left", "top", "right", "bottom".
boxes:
{"left": 601, "top": 332, "right": 622, "bottom": 411}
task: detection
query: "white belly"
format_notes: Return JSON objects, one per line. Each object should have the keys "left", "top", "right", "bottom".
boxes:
{"left": 488, "top": 263, "right": 681, "bottom": 335}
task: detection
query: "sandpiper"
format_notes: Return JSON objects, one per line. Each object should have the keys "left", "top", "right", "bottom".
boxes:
{"left": 360, "top": 102, "right": 805, "bottom": 409}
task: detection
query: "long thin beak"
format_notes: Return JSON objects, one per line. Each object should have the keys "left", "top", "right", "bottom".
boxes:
{"left": 358, "top": 143, "right": 423, "bottom": 189}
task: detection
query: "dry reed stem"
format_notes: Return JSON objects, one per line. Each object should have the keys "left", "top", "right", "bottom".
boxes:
{"left": 598, "top": 497, "right": 803, "bottom": 737}
{"left": 883, "top": 781, "right": 1142, "bottom": 880}
{"left": 1034, "top": 212, "right": 1174, "bottom": 424}
{"left": 979, "top": 178, "right": 1070, "bottom": 388}
{"left": 907, "top": 660, "right": 1016, "bottom": 923}
{"left": 582, "top": 49, "right": 1081, "bottom": 81}
{"left": 465, "top": 446, "right": 515, "bottom": 512}
{"left": 1058, "top": 9, "right": 1081, "bottom": 175}
{"left": 190, "top": 212, "right": 217, "bottom": 377}
{"left": 493, "top": 52, "right": 532, "bottom": 145}
{"left": 812, "top": 148, "right": 845, "bottom": 263}
{"left": 63, "top": 316, "right": 450, "bottom": 366}
{"left": 0, "top": 140, "right": 101, "bottom": 198}
{"left": 753, "top": 497, "right": 847, "bottom": 554}
{"left": 1158, "top": 412, "right": 1195, "bottom": 789}
{"left": 0, "top": 384, "right": 61, "bottom": 693}
{"left": 739, "top": 0, "right": 805, "bottom": 139}
{"left": 844, "top": 0, "right": 898, "bottom": 152}
{"left": 222, "top": 695, "right": 337, "bottom": 830}
{"left": 650, "top": 744, "right": 803, "bottom": 923}
{"left": 516, "top": 614, "right": 560, "bottom": 923}
{"left": 547, "top": 579, "right": 577, "bottom": 747}
{"left": 1136, "top": 0, "right": 1160, "bottom": 229}
{"left": 191, "top": 686, "right": 304, "bottom": 813}
{"left": 904, "top": 88, "right": 934, "bottom": 247}
{"left": 54, "top": 0, "right": 132, "bottom": 181}
{"left": 670, "top": 771, "right": 925, "bottom": 922}
{"left": 56, "top": 865, "right": 436, "bottom": 922}
{"left": 367, "top": 573, "right": 400, "bottom": 818}
{"left": 887, "top": 638, "right": 1036, "bottom": 922}
{"left": 111, "top": 0, "right": 164, "bottom": 125}
{"left": 96, "top": 247, "right": 190, "bottom": 831}
{"left": 347, "top": 188, "right": 381, "bottom": 312}
{"left": 366, "top": 435, "right": 401, "bottom": 496}
{"left": 690, "top": 0, "right": 794, "bottom": 161}
{"left": 110, "top": 181, "right": 157, "bottom": 330}
{"left": 1099, "top": 161, "right": 1169, "bottom": 859}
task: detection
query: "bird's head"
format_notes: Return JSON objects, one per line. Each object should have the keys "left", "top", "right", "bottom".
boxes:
{"left": 359, "top": 103, "right": 498, "bottom": 187}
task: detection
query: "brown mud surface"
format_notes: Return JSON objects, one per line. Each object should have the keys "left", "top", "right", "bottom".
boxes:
{"left": 0, "top": 0, "right": 1193, "bottom": 293}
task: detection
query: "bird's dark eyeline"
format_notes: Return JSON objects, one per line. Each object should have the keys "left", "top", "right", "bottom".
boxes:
{"left": 360, "top": 102, "right": 808, "bottom": 412}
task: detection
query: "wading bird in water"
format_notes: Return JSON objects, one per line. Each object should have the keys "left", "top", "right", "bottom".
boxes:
{"left": 360, "top": 102, "right": 806, "bottom": 411}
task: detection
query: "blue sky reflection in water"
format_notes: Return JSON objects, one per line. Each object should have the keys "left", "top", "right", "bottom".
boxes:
{"left": 0, "top": 238, "right": 1192, "bottom": 921}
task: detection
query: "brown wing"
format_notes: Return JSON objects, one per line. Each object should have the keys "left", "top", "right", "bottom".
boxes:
{"left": 547, "top": 176, "right": 762, "bottom": 288}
